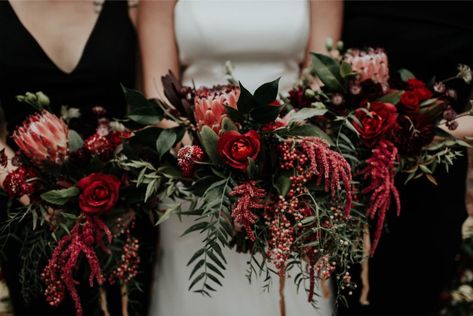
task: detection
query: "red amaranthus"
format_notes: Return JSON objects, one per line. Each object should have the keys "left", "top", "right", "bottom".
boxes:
{"left": 229, "top": 181, "right": 266, "bottom": 241}
{"left": 360, "top": 140, "right": 401, "bottom": 254}
{"left": 42, "top": 216, "right": 112, "bottom": 316}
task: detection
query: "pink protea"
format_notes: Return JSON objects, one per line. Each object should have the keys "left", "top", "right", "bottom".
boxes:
{"left": 13, "top": 110, "right": 69, "bottom": 165}
{"left": 344, "top": 48, "right": 389, "bottom": 86}
{"left": 193, "top": 85, "right": 240, "bottom": 133}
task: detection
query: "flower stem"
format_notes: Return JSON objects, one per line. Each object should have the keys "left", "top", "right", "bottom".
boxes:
{"left": 279, "top": 272, "right": 286, "bottom": 316}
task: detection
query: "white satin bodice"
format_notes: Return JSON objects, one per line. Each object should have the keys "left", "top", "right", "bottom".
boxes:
{"left": 175, "top": 0, "right": 310, "bottom": 93}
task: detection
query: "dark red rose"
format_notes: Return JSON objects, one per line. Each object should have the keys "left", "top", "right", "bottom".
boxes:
{"left": 217, "top": 130, "right": 261, "bottom": 171}
{"left": 77, "top": 173, "right": 121, "bottom": 215}
{"left": 413, "top": 87, "right": 433, "bottom": 101}
{"left": 354, "top": 102, "right": 398, "bottom": 144}
{"left": 400, "top": 91, "right": 420, "bottom": 112}
{"left": 407, "top": 78, "right": 426, "bottom": 89}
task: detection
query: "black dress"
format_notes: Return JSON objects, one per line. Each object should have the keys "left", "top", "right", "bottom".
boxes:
{"left": 340, "top": 2, "right": 472, "bottom": 315}
{"left": 0, "top": 1, "right": 154, "bottom": 315}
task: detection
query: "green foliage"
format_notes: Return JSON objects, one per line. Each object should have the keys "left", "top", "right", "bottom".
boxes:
{"left": 40, "top": 187, "right": 80, "bottom": 206}
{"left": 398, "top": 68, "right": 416, "bottom": 82}
{"left": 184, "top": 177, "right": 234, "bottom": 296}
{"left": 310, "top": 53, "right": 344, "bottom": 92}
{"left": 199, "top": 126, "right": 221, "bottom": 164}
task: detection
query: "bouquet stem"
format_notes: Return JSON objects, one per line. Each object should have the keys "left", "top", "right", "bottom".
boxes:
{"left": 121, "top": 284, "right": 129, "bottom": 316}
{"left": 99, "top": 287, "right": 111, "bottom": 316}
{"left": 279, "top": 272, "right": 286, "bottom": 316}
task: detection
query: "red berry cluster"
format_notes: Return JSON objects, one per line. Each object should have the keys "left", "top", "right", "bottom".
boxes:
{"left": 108, "top": 232, "right": 140, "bottom": 285}
{"left": 3, "top": 165, "right": 38, "bottom": 198}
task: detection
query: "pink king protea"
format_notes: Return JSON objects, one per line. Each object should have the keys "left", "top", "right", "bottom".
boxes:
{"left": 344, "top": 48, "right": 389, "bottom": 86}
{"left": 193, "top": 85, "right": 240, "bottom": 133}
{"left": 13, "top": 110, "right": 69, "bottom": 165}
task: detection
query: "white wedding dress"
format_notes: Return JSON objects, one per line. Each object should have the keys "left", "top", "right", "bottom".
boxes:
{"left": 149, "top": 1, "right": 334, "bottom": 315}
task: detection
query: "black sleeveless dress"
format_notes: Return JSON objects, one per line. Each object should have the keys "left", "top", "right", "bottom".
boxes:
{"left": 340, "top": 2, "right": 472, "bottom": 315}
{"left": 0, "top": 1, "right": 154, "bottom": 315}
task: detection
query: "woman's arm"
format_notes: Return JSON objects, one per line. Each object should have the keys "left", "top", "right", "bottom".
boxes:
{"left": 138, "top": 0, "right": 179, "bottom": 99}
{"left": 305, "top": 0, "right": 343, "bottom": 65}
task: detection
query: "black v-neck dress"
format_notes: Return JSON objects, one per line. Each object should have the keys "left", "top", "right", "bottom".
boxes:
{"left": 339, "top": 2, "right": 472, "bottom": 315}
{"left": 0, "top": 1, "right": 154, "bottom": 315}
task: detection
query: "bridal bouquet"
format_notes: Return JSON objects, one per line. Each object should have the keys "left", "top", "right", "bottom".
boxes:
{"left": 287, "top": 47, "right": 472, "bottom": 252}
{"left": 0, "top": 92, "right": 183, "bottom": 316}
{"left": 125, "top": 73, "right": 366, "bottom": 311}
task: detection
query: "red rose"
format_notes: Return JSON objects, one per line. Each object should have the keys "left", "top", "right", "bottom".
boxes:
{"left": 77, "top": 173, "right": 121, "bottom": 215}
{"left": 414, "top": 87, "right": 433, "bottom": 101}
{"left": 217, "top": 130, "right": 261, "bottom": 171}
{"left": 400, "top": 91, "right": 420, "bottom": 112}
{"left": 407, "top": 78, "right": 426, "bottom": 89}
{"left": 354, "top": 102, "right": 398, "bottom": 144}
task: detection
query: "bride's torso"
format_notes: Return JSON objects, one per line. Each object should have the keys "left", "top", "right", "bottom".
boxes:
{"left": 175, "top": 0, "right": 310, "bottom": 92}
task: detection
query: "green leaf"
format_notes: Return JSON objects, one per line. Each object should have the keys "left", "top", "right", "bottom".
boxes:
{"left": 182, "top": 222, "right": 208, "bottom": 236}
{"left": 289, "top": 108, "right": 327, "bottom": 122}
{"left": 128, "top": 107, "right": 163, "bottom": 125}
{"left": 41, "top": 187, "right": 80, "bottom": 206}
{"left": 274, "top": 174, "right": 291, "bottom": 196}
{"left": 188, "top": 273, "right": 205, "bottom": 291}
{"left": 237, "top": 82, "right": 256, "bottom": 114}
{"left": 340, "top": 62, "right": 355, "bottom": 78}
{"left": 377, "top": 91, "right": 403, "bottom": 104}
{"left": 68, "top": 130, "right": 84, "bottom": 152}
{"left": 156, "top": 203, "right": 180, "bottom": 225}
{"left": 225, "top": 106, "right": 244, "bottom": 122}
{"left": 253, "top": 78, "right": 280, "bottom": 106}
{"left": 199, "top": 126, "right": 221, "bottom": 164}
{"left": 121, "top": 85, "right": 149, "bottom": 111}
{"left": 311, "top": 53, "right": 344, "bottom": 92}
{"left": 398, "top": 69, "right": 415, "bottom": 82}
{"left": 285, "top": 124, "right": 334, "bottom": 145}
{"left": 156, "top": 129, "right": 177, "bottom": 159}
{"left": 251, "top": 104, "right": 282, "bottom": 124}
{"left": 189, "top": 259, "right": 205, "bottom": 279}
{"left": 220, "top": 117, "right": 238, "bottom": 132}
{"left": 187, "top": 248, "right": 205, "bottom": 266}
{"left": 246, "top": 157, "right": 257, "bottom": 178}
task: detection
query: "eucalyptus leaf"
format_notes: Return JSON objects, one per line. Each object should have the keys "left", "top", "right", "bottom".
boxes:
{"left": 221, "top": 117, "right": 238, "bottom": 132}
{"left": 68, "top": 130, "right": 84, "bottom": 153}
{"left": 128, "top": 106, "right": 163, "bottom": 125}
{"left": 199, "top": 126, "right": 221, "bottom": 163}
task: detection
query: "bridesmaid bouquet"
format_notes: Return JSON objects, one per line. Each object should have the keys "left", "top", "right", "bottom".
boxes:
{"left": 287, "top": 47, "right": 472, "bottom": 252}
{"left": 0, "top": 92, "right": 183, "bottom": 316}
{"left": 127, "top": 73, "right": 366, "bottom": 312}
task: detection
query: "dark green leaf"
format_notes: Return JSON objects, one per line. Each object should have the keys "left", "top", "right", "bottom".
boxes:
{"left": 207, "top": 262, "right": 225, "bottom": 278}
{"left": 253, "top": 78, "right": 280, "bottom": 106}
{"left": 237, "top": 82, "right": 256, "bottom": 114}
{"left": 225, "top": 106, "right": 244, "bottom": 122}
{"left": 285, "top": 124, "right": 334, "bottom": 145}
{"left": 128, "top": 106, "right": 163, "bottom": 125}
{"left": 156, "top": 129, "right": 177, "bottom": 159}
{"left": 189, "top": 259, "right": 205, "bottom": 279}
{"left": 274, "top": 174, "right": 291, "bottom": 196}
{"left": 208, "top": 251, "right": 226, "bottom": 270}
{"left": 311, "top": 53, "right": 344, "bottom": 92}
{"left": 377, "top": 91, "right": 403, "bottom": 104}
{"left": 188, "top": 273, "right": 205, "bottom": 290}
{"left": 121, "top": 85, "right": 149, "bottom": 111}
{"left": 206, "top": 272, "right": 223, "bottom": 287}
{"left": 199, "top": 126, "right": 221, "bottom": 164}
{"left": 246, "top": 157, "right": 257, "bottom": 179}
{"left": 187, "top": 248, "right": 205, "bottom": 266}
{"left": 398, "top": 69, "right": 415, "bottom": 82}
{"left": 251, "top": 104, "right": 282, "bottom": 124}
{"left": 40, "top": 187, "right": 80, "bottom": 206}
{"left": 182, "top": 222, "right": 208, "bottom": 236}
